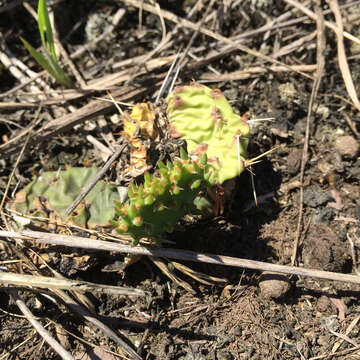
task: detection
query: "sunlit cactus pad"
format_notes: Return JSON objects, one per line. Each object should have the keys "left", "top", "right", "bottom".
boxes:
{"left": 167, "top": 83, "right": 250, "bottom": 184}
{"left": 12, "top": 167, "right": 120, "bottom": 228}
{"left": 115, "top": 149, "right": 212, "bottom": 244}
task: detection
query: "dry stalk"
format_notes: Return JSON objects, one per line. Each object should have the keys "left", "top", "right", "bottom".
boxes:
{"left": 2, "top": 230, "right": 360, "bottom": 285}
{"left": 119, "top": 0, "right": 313, "bottom": 80}
{"left": 291, "top": 1, "right": 325, "bottom": 266}
{"left": 0, "top": 272, "right": 147, "bottom": 296}
{"left": 200, "top": 64, "right": 317, "bottom": 82}
{"left": 65, "top": 144, "right": 126, "bottom": 216}
{"left": 284, "top": 0, "right": 360, "bottom": 45}
{"left": 327, "top": 0, "right": 360, "bottom": 111}
{"left": 9, "top": 289, "right": 74, "bottom": 360}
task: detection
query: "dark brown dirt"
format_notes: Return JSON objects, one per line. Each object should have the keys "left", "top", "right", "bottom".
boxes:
{"left": 1, "top": 1, "right": 360, "bottom": 359}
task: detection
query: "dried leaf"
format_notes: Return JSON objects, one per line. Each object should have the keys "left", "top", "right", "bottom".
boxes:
{"left": 130, "top": 102, "right": 157, "bottom": 139}
{"left": 121, "top": 103, "right": 157, "bottom": 176}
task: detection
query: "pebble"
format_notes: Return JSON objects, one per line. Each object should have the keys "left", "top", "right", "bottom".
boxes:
{"left": 259, "top": 272, "right": 291, "bottom": 299}
{"left": 335, "top": 135, "right": 360, "bottom": 159}
{"left": 303, "top": 187, "right": 332, "bottom": 207}
{"left": 287, "top": 148, "right": 302, "bottom": 174}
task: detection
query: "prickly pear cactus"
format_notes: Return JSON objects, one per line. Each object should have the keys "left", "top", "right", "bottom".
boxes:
{"left": 115, "top": 149, "right": 212, "bottom": 244}
{"left": 167, "top": 83, "right": 250, "bottom": 184}
{"left": 12, "top": 167, "right": 120, "bottom": 229}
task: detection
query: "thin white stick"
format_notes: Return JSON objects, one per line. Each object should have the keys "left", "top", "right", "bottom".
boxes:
{"left": 2, "top": 230, "right": 360, "bottom": 285}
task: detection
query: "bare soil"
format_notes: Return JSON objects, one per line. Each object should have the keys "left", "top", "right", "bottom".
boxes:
{"left": 1, "top": 1, "right": 360, "bottom": 359}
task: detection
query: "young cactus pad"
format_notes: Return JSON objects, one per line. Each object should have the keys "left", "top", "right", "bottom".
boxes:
{"left": 167, "top": 83, "right": 250, "bottom": 184}
{"left": 12, "top": 167, "right": 120, "bottom": 228}
{"left": 115, "top": 149, "right": 212, "bottom": 244}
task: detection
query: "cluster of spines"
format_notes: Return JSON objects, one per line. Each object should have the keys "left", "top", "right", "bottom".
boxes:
{"left": 115, "top": 149, "right": 213, "bottom": 244}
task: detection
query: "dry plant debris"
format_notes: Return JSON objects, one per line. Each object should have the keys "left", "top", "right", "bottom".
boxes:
{"left": 1, "top": 0, "right": 360, "bottom": 359}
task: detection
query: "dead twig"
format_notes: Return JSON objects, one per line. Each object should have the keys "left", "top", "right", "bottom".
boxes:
{"left": 176, "top": 0, "right": 216, "bottom": 70}
{"left": 0, "top": 104, "right": 43, "bottom": 211}
{"left": 150, "top": 257, "right": 195, "bottom": 294}
{"left": 332, "top": 315, "right": 360, "bottom": 354}
{"left": 327, "top": 0, "right": 360, "bottom": 112}
{"left": 200, "top": 64, "right": 317, "bottom": 82}
{"left": 291, "top": 1, "right": 325, "bottom": 266}
{"left": 343, "top": 113, "right": 360, "bottom": 139}
{"left": 284, "top": 0, "right": 360, "bottom": 45}
{"left": 347, "top": 232, "right": 360, "bottom": 276}
{"left": 120, "top": 0, "right": 313, "bottom": 80}
{"left": 309, "top": 344, "right": 360, "bottom": 360}
{"left": 322, "top": 316, "right": 358, "bottom": 347}
{"left": 171, "top": 261, "right": 227, "bottom": 286}
{"left": 64, "top": 144, "right": 126, "bottom": 216}
{"left": 25, "top": 248, "right": 143, "bottom": 360}
{"left": 0, "top": 271, "right": 147, "bottom": 296}
{"left": 3, "top": 229, "right": 360, "bottom": 285}
{"left": 9, "top": 289, "right": 74, "bottom": 360}
{"left": 53, "top": 288, "right": 143, "bottom": 360}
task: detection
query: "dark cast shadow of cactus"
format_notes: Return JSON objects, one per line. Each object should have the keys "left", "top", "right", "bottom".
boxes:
{"left": 164, "top": 154, "right": 283, "bottom": 283}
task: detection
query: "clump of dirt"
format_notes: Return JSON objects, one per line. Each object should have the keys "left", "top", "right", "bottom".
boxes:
{"left": 302, "top": 223, "right": 349, "bottom": 273}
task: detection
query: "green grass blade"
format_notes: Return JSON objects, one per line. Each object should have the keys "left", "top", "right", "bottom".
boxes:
{"left": 45, "top": 53, "right": 73, "bottom": 88}
{"left": 20, "top": 36, "right": 56, "bottom": 77}
{"left": 37, "top": 0, "right": 56, "bottom": 62}
{"left": 20, "top": 37, "right": 73, "bottom": 87}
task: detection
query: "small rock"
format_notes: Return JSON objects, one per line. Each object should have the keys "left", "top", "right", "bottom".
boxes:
{"left": 355, "top": 203, "right": 360, "bottom": 220}
{"left": 278, "top": 82, "right": 297, "bottom": 102}
{"left": 335, "top": 135, "right": 360, "bottom": 159}
{"left": 287, "top": 148, "right": 303, "bottom": 174}
{"left": 312, "top": 207, "right": 335, "bottom": 224}
{"left": 259, "top": 272, "right": 291, "bottom": 299}
{"left": 303, "top": 187, "right": 332, "bottom": 207}
{"left": 316, "top": 296, "right": 331, "bottom": 312}
{"left": 216, "top": 350, "right": 232, "bottom": 360}
{"left": 317, "top": 334, "right": 330, "bottom": 347}
{"left": 349, "top": 159, "right": 360, "bottom": 179}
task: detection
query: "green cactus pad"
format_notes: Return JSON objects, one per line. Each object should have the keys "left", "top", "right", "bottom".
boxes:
{"left": 167, "top": 83, "right": 250, "bottom": 184}
{"left": 115, "top": 154, "right": 211, "bottom": 244}
{"left": 12, "top": 167, "right": 120, "bottom": 228}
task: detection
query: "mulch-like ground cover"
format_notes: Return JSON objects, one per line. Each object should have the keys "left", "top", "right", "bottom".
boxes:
{"left": 1, "top": 0, "right": 360, "bottom": 359}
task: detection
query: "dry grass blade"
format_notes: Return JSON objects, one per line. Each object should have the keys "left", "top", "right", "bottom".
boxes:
{"left": 171, "top": 261, "right": 228, "bottom": 286}
{"left": 291, "top": 1, "right": 326, "bottom": 266}
{"left": 9, "top": 289, "right": 74, "bottom": 360}
{"left": 120, "top": 0, "right": 313, "bottom": 80}
{"left": 0, "top": 105, "right": 42, "bottom": 211}
{"left": 0, "top": 82, "right": 161, "bottom": 155}
{"left": 200, "top": 64, "right": 317, "bottom": 82}
{"left": 52, "top": 289, "right": 143, "bottom": 360}
{"left": 327, "top": 0, "right": 360, "bottom": 112}
{"left": 310, "top": 346, "right": 360, "bottom": 360}
{"left": 150, "top": 257, "right": 196, "bottom": 294}
{"left": 284, "top": 0, "right": 360, "bottom": 45}
{"left": 3, "top": 229, "right": 360, "bottom": 285}
{"left": 65, "top": 144, "right": 126, "bottom": 216}
{"left": 332, "top": 315, "right": 360, "bottom": 353}
{"left": 0, "top": 272, "right": 147, "bottom": 296}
